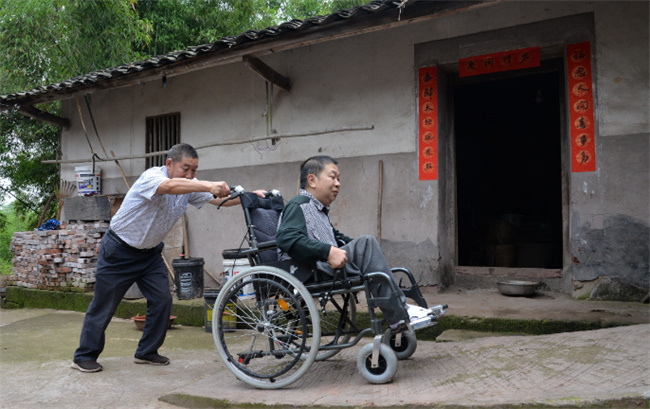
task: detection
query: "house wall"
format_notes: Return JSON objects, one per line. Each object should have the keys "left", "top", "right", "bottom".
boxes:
{"left": 570, "top": 1, "right": 649, "bottom": 295}
{"left": 60, "top": 1, "right": 649, "bottom": 294}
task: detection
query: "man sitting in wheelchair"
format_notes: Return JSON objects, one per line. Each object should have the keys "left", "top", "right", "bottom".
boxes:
{"left": 276, "top": 155, "right": 439, "bottom": 334}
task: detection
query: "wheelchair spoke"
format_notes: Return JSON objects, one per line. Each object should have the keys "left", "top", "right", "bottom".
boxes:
{"left": 214, "top": 271, "right": 319, "bottom": 386}
{"left": 312, "top": 292, "right": 357, "bottom": 361}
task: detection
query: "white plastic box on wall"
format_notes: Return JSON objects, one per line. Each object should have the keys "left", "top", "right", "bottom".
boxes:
{"left": 75, "top": 166, "right": 101, "bottom": 196}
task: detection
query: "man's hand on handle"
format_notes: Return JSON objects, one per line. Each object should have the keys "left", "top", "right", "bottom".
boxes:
{"left": 209, "top": 182, "right": 230, "bottom": 198}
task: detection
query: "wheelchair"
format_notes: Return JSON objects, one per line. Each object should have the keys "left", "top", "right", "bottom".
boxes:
{"left": 212, "top": 187, "right": 447, "bottom": 389}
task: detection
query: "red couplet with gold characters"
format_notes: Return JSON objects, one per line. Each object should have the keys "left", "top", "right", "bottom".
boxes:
{"left": 418, "top": 66, "right": 438, "bottom": 181}
{"left": 566, "top": 41, "right": 597, "bottom": 172}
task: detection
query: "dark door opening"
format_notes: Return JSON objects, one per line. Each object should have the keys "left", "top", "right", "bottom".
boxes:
{"left": 454, "top": 70, "right": 563, "bottom": 269}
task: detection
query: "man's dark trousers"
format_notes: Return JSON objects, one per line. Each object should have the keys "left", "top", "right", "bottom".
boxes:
{"left": 74, "top": 232, "right": 172, "bottom": 362}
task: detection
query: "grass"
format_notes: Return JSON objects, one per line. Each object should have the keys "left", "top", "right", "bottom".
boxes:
{"left": 3, "top": 287, "right": 636, "bottom": 340}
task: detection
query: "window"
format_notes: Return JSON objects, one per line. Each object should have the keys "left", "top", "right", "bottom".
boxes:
{"left": 146, "top": 113, "right": 180, "bottom": 168}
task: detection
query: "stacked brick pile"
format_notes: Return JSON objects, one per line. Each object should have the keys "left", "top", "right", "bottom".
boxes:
{"left": 10, "top": 222, "right": 109, "bottom": 291}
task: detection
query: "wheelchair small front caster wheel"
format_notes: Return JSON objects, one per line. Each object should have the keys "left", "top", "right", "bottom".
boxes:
{"left": 357, "top": 343, "right": 397, "bottom": 384}
{"left": 383, "top": 328, "right": 417, "bottom": 360}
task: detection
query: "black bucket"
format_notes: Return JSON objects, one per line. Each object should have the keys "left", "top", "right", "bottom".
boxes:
{"left": 173, "top": 257, "right": 204, "bottom": 300}
{"left": 203, "top": 289, "right": 220, "bottom": 333}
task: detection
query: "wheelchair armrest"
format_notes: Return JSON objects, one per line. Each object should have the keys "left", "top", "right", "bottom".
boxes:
{"left": 391, "top": 267, "right": 428, "bottom": 308}
{"left": 222, "top": 240, "right": 277, "bottom": 260}
{"left": 257, "top": 240, "right": 277, "bottom": 250}
{"left": 222, "top": 248, "right": 246, "bottom": 259}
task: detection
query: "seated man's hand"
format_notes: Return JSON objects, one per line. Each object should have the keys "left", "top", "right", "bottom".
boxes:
{"left": 327, "top": 246, "right": 348, "bottom": 269}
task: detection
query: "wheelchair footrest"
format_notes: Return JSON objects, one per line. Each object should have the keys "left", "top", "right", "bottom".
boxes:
{"left": 410, "top": 316, "right": 437, "bottom": 331}
{"left": 409, "top": 303, "right": 446, "bottom": 331}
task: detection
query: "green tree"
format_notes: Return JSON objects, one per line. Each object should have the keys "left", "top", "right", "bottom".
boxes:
{"left": 136, "top": 0, "right": 368, "bottom": 58}
{"left": 0, "top": 109, "right": 58, "bottom": 224}
{"left": 0, "top": 0, "right": 368, "bottom": 224}
{"left": 0, "top": 202, "right": 37, "bottom": 274}
{"left": 280, "top": 0, "right": 366, "bottom": 21}
{"left": 0, "top": 0, "right": 151, "bottom": 224}
{"left": 137, "top": 0, "right": 278, "bottom": 56}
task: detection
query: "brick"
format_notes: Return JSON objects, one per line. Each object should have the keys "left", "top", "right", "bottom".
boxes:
{"left": 8, "top": 222, "right": 107, "bottom": 292}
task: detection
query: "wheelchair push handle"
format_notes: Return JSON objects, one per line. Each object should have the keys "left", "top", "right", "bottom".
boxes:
{"left": 216, "top": 185, "right": 244, "bottom": 209}
{"left": 230, "top": 185, "right": 245, "bottom": 195}
{"left": 231, "top": 185, "right": 282, "bottom": 198}
{"left": 217, "top": 185, "right": 281, "bottom": 209}
{"left": 266, "top": 189, "right": 281, "bottom": 198}
{"left": 229, "top": 185, "right": 282, "bottom": 197}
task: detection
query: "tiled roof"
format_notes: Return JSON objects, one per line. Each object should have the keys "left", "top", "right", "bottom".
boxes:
{"left": 0, "top": 0, "right": 479, "bottom": 107}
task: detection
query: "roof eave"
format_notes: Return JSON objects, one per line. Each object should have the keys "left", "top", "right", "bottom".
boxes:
{"left": 0, "top": 0, "right": 491, "bottom": 110}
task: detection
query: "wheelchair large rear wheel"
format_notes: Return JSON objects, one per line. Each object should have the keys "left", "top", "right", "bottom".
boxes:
{"left": 212, "top": 266, "right": 321, "bottom": 389}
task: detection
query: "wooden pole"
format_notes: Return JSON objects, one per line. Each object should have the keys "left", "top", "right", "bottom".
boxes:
{"left": 377, "top": 160, "right": 383, "bottom": 243}
{"left": 74, "top": 96, "right": 95, "bottom": 155}
{"left": 203, "top": 267, "right": 221, "bottom": 287}
{"left": 182, "top": 214, "right": 190, "bottom": 258}
{"left": 110, "top": 151, "right": 130, "bottom": 189}
{"left": 83, "top": 96, "right": 131, "bottom": 190}
{"left": 42, "top": 125, "right": 375, "bottom": 165}
{"left": 161, "top": 253, "right": 175, "bottom": 281}
{"left": 37, "top": 193, "right": 56, "bottom": 227}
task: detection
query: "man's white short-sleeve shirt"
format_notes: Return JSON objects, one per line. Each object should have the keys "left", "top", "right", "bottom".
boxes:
{"left": 110, "top": 166, "right": 213, "bottom": 249}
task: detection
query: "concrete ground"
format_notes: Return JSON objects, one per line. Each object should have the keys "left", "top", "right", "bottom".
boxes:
{"left": 0, "top": 288, "right": 648, "bottom": 409}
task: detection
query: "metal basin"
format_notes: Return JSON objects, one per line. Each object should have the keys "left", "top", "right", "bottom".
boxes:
{"left": 497, "top": 280, "right": 539, "bottom": 297}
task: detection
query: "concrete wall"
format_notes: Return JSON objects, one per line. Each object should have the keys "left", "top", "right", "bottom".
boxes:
{"left": 569, "top": 2, "right": 649, "bottom": 294}
{"left": 59, "top": 1, "right": 649, "bottom": 294}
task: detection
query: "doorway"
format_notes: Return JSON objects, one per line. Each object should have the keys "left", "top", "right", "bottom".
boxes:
{"left": 454, "top": 70, "right": 563, "bottom": 269}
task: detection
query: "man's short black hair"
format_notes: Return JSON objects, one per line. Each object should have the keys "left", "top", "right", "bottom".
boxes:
{"left": 300, "top": 155, "right": 338, "bottom": 189}
{"left": 167, "top": 143, "right": 199, "bottom": 163}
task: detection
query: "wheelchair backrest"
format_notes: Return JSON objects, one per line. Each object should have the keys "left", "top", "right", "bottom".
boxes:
{"left": 239, "top": 192, "right": 284, "bottom": 264}
{"left": 234, "top": 191, "right": 341, "bottom": 286}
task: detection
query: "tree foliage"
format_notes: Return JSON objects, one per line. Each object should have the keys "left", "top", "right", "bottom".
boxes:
{"left": 0, "top": 0, "right": 151, "bottom": 225}
{"left": 0, "top": 201, "right": 37, "bottom": 274}
{"left": 0, "top": 109, "right": 59, "bottom": 220}
{"left": 0, "top": 0, "right": 367, "bottom": 225}
{"left": 1, "top": 0, "right": 150, "bottom": 95}
{"left": 136, "top": 0, "right": 367, "bottom": 56}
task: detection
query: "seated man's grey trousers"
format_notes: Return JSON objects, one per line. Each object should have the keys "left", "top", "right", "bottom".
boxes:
{"left": 316, "top": 235, "right": 409, "bottom": 325}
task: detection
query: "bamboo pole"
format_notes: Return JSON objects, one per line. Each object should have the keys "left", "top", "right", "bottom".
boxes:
{"left": 182, "top": 214, "right": 190, "bottom": 258}
{"left": 42, "top": 125, "right": 375, "bottom": 165}
{"left": 377, "top": 160, "right": 384, "bottom": 243}
{"left": 83, "top": 96, "right": 131, "bottom": 190}
{"left": 161, "top": 253, "right": 175, "bottom": 281}
{"left": 75, "top": 96, "right": 131, "bottom": 190}
{"left": 74, "top": 96, "right": 96, "bottom": 155}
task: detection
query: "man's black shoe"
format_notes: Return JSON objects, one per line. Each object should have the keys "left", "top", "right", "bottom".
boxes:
{"left": 71, "top": 360, "right": 103, "bottom": 373}
{"left": 134, "top": 353, "right": 170, "bottom": 366}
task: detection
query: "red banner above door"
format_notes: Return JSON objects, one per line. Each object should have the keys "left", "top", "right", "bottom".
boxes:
{"left": 459, "top": 47, "right": 541, "bottom": 77}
